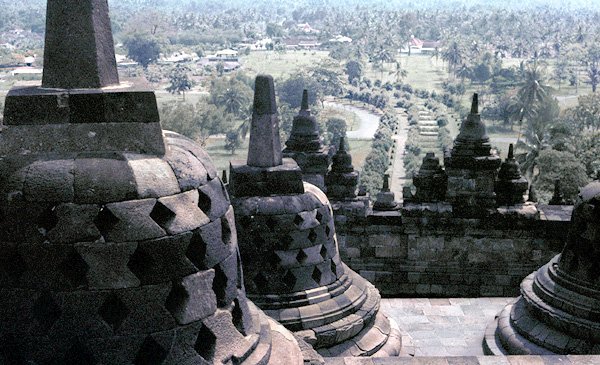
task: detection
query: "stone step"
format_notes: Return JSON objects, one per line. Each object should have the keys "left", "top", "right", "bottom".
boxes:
{"left": 308, "top": 271, "right": 381, "bottom": 348}
{"left": 317, "top": 311, "right": 397, "bottom": 357}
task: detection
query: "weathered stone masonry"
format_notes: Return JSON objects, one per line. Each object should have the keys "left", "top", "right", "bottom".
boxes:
{"left": 334, "top": 204, "right": 570, "bottom": 297}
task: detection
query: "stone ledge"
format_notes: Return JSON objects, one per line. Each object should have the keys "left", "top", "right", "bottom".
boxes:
{"left": 324, "top": 355, "right": 600, "bottom": 364}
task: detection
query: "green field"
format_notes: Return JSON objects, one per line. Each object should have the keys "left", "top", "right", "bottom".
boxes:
{"left": 241, "top": 50, "right": 331, "bottom": 79}
{"left": 205, "top": 137, "right": 372, "bottom": 174}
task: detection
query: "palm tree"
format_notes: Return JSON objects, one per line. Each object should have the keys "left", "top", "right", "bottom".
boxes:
{"left": 442, "top": 41, "right": 464, "bottom": 76}
{"left": 513, "top": 61, "right": 552, "bottom": 124}
{"left": 390, "top": 61, "right": 408, "bottom": 83}
{"left": 515, "top": 121, "right": 549, "bottom": 181}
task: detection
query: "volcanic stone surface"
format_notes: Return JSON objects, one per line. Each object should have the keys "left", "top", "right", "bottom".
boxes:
{"left": 283, "top": 89, "right": 331, "bottom": 190}
{"left": 495, "top": 144, "right": 529, "bottom": 206}
{"left": 230, "top": 75, "right": 403, "bottom": 358}
{"left": 484, "top": 180, "right": 600, "bottom": 355}
{"left": 444, "top": 94, "right": 501, "bottom": 215}
{"left": 0, "top": 2, "right": 304, "bottom": 364}
{"left": 412, "top": 152, "right": 447, "bottom": 203}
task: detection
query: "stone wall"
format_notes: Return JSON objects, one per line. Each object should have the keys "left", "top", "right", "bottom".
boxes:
{"left": 334, "top": 204, "right": 572, "bottom": 297}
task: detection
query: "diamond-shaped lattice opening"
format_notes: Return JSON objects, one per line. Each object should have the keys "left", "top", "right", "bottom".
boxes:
{"left": 280, "top": 234, "right": 295, "bottom": 250}
{"left": 135, "top": 336, "right": 168, "bottom": 365}
{"left": 293, "top": 214, "right": 303, "bottom": 227}
{"left": 221, "top": 218, "right": 232, "bottom": 246}
{"left": 165, "top": 281, "right": 189, "bottom": 320}
{"left": 282, "top": 271, "right": 296, "bottom": 290}
{"left": 312, "top": 267, "right": 322, "bottom": 284}
{"left": 232, "top": 298, "right": 246, "bottom": 335}
{"left": 330, "top": 261, "right": 337, "bottom": 276}
{"left": 98, "top": 293, "right": 129, "bottom": 332}
{"left": 63, "top": 340, "right": 94, "bottom": 364}
{"left": 308, "top": 229, "right": 318, "bottom": 244}
{"left": 212, "top": 265, "right": 228, "bottom": 308}
{"left": 320, "top": 245, "right": 328, "bottom": 260}
{"left": 38, "top": 205, "right": 58, "bottom": 234}
{"left": 253, "top": 272, "right": 268, "bottom": 292}
{"left": 325, "top": 225, "right": 331, "bottom": 238}
{"left": 150, "top": 201, "right": 176, "bottom": 228}
{"left": 186, "top": 231, "right": 208, "bottom": 270}
{"left": 32, "top": 292, "right": 61, "bottom": 332}
{"left": 267, "top": 252, "right": 281, "bottom": 267}
{"left": 127, "top": 246, "right": 154, "bottom": 284}
{"left": 0, "top": 249, "right": 26, "bottom": 282}
{"left": 59, "top": 251, "right": 89, "bottom": 288}
{"left": 295, "top": 249, "right": 308, "bottom": 265}
{"left": 265, "top": 216, "right": 277, "bottom": 232}
{"left": 316, "top": 211, "right": 324, "bottom": 224}
{"left": 197, "top": 190, "right": 212, "bottom": 216}
{"left": 94, "top": 206, "right": 119, "bottom": 237}
{"left": 194, "top": 325, "right": 217, "bottom": 361}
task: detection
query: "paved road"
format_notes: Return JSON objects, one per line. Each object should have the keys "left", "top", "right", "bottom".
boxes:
{"left": 390, "top": 108, "right": 408, "bottom": 201}
{"left": 323, "top": 101, "right": 381, "bottom": 140}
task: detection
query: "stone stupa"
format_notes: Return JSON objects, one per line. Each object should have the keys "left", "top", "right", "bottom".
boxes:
{"left": 0, "top": 1, "right": 303, "bottom": 363}
{"left": 484, "top": 179, "right": 600, "bottom": 355}
{"left": 444, "top": 94, "right": 501, "bottom": 215}
{"left": 283, "top": 90, "right": 331, "bottom": 191}
{"left": 229, "top": 75, "right": 403, "bottom": 358}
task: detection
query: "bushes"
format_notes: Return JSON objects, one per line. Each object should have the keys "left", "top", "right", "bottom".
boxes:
{"left": 346, "top": 90, "right": 389, "bottom": 109}
{"left": 359, "top": 113, "right": 399, "bottom": 195}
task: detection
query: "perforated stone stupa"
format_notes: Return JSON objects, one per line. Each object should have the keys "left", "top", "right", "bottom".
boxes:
{"left": 229, "top": 75, "right": 403, "bottom": 358}
{"left": 485, "top": 179, "right": 600, "bottom": 355}
{"left": 0, "top": 1, "right": 304, "bottom": 363}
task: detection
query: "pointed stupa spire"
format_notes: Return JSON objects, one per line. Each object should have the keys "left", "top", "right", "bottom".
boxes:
{"left": 471, "top": 93, "right": 479, "bottom": 114}
{"left": 247, "top": 75, "right": 283, "bottom": 168}
{"left": 507, "top": 143, "right": 514, "bottom": 159}
{"left": 300, "top": 89, "right": 310, "bottom": 113}
{"left": 338, "top": 136, "right": 347, "bottom": 153}
{"left": 42, "top": 0, "right": 119, "bottom": 89}
{"left": 382, "top": 174, "right": 390, "bottom": 192}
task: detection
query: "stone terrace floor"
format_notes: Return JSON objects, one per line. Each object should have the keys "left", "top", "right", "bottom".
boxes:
{"left": 326, "top": 297, "right": 600, "bottom": 363}
{"left": 380, "top": 297, "right": 517, "bottom": 357}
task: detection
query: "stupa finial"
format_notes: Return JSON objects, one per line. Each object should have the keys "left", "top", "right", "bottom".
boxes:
{"left": 471, "top": 93, "right": 479, "bottom": 114}
{"left": 301, "top": 89, "right": 310, "bottom": 111}
{"left": 42, "top": 0, "right": 119, "bottom": 89}
{"left": 247, "top": 75, "right": 282, "bottom": 167}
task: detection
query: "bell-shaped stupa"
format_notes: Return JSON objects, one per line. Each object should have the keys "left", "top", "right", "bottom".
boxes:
{"left": 229, "top": 75, "right": 403, "bottom": 357}
{"left": 484, "top": 179, "right": 600, "bottom": 355}
{"left": 283, "top": 90, "right": 331, "bottom": 191}
{"left": 0, "top": 1, "right": 303, "bottom": 363}
{"left": 444, "top": 94, "right": 501, "bottom": 215}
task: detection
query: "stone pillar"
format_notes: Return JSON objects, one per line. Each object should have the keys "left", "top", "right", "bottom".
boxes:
{"left": 283, "top": 89, "right": 331, "bottom": 191}
{"left": 495, "top": 144, "right": 529, "bottom": 206}
{"left": 444, "top": 93, "right": 501, "bottom": 215}
{"left": 0, "top": 3, "right": 303, "bottom": 364}
{"left": 230, "top": 76, "right": 403, "bottom": 358}
{"left": 413, "top": 152, "right": 447, "bottom": 203}
{"left": 485, "top": 180, "right": 600, "bottom": 355}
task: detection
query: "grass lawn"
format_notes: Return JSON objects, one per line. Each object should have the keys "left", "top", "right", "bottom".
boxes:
{"left": 319, "top": 106, "right": 361, "bottom": 132}
{"left": 241, "top": 50, "right": 332, "bottom": 79}
{"left": 204, "top": 136, "right": 373, "bottom": 174}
